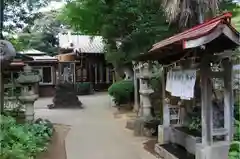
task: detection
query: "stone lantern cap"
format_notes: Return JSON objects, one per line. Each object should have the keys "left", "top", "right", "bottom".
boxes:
{"left": 0, "top": 40, "right": 16, "bottom": 68}
{"left": 16, "top": 65, "right": 41, "bottom": 84}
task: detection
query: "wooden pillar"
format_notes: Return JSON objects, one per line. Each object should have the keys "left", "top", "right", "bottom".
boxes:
{"left": 133, "top": 65, "right": 139, "bottom": 112}
{"left": 100, "top": 63, "right": 103, "bottom": 83}
{"left": 73, "top": 62, "right": 76, "bottom": 83}
{"left": 88, "top": 59, "right": 92, "bottom": 83}
{"left": 222, "top": 58, "right": 233, "bottom": 141}
{"left": 162, "top": 67, "right": 168, "bottom": 126}
{"left": 200, "top": 57, "right": 213, "bottom": 146}
{"left": 95, "top": 63, "right": 98, "bottom": 84}
{"left": 80, "top": 63, "right": 83, "bottom": 82}
{"left": 106, "top": 67, "right": 109, "bottom": 83}
{"left": 58, "top": 62, "right": 62, "bottom": 82}
{"left": 162, "top": 67, "right": 171, "bottom": 144}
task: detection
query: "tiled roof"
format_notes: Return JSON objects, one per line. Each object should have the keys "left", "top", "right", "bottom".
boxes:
{"left": 15, "top": 53, "right": 34, "bottom": 61}
{"left": 19, "top": 49, "right": 57, "bottom": 61}
{"left": 150, "top": 12, "right": 234, "bottom": 52}
{"left": 137, "top": 12, "right": 240, "bottom": 61}
{"left": 30, "top": 55, "right": 57, "bottom": 61}
{"left": 58, "top": 34, "right": 104, "bottom": 53}
{"left": 19, "top": 49, "right": 46, "bottom": 55}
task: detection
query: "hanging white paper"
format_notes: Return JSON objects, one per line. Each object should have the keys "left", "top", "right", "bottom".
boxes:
{"left": 165, "top": 69, "right": 196, "bottom": 100}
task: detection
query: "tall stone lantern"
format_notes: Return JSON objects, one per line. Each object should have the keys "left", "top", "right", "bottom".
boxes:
{"left": 139, "top": 62, "right": 154, "bottom": 119}
{"left": 16, "top": 65, "right": 41, "bottom": 122}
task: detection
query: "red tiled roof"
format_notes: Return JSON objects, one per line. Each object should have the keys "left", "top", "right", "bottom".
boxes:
{"left": 149, "top": 12, "right": 234, "bottom": 52}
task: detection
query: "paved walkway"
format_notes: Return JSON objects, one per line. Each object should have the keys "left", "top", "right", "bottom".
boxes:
{"left": 35, "top": 93, "right": 157, "bottom": 159}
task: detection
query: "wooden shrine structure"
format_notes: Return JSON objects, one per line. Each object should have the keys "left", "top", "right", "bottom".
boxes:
{"left": 57, "top": 34, "right": 114, "bottom": 91}
{"left": 137, "top": 12, "right": 239, "bottom": 159}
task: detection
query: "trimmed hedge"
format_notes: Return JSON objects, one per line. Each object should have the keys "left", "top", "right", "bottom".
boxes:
{"left": 108, "top": 80, "right": 134, "bottom": 106}
{"left": 75, "top": 82, "right": 93, "bottom": 95}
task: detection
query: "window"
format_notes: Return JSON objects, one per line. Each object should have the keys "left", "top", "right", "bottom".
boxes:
{"left": 33, "top": 66, "right": 53, "bottom": 85}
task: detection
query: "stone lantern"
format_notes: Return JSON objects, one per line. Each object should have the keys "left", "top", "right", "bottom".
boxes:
{"left": 16, "top": 65, "right": 41, "bottom": 122}
{"left": 139, "top": 62, "right": 154, "bottom": 119}
{"left": 0, "top": 40, "right": 16, "bottom": 113}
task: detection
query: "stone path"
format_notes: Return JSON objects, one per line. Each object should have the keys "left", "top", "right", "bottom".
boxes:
{"left": 35, "top": 93, "right": 157, "bottom": 159}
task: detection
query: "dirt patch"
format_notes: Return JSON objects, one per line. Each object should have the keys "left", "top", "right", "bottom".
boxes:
{"left": 113, "top": 106, "right": 137, "bottom": 119}
{"left": 37, "top": 124, "right": 70, "bottom": 159}
{"left": 143, "top": 139, "right": 159, "bottom": 157}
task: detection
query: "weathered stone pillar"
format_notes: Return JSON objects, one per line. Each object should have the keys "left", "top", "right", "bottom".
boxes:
{"left": 132, "top": 62, "right": 154, "bottom": 136}
{"left": 132, "top": 61, "right": 139, "bottom": 113}
{"left": 139, "top": 62, "right": 153, "bottom": 119}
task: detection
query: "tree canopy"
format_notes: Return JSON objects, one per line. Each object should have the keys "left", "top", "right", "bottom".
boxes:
{"left": 4, "top": 0, "right": 51, "bottom": 33}
{"left": 3, "top": 0, "right": 59, "bottom": 54}
{"left": 9, "top": 10, "right": 64, "bottom": 55}
{"left": 60, "top": 0, "right": 177, "bottom": 67}
{"left": 161, "top": 0, "right": 240, "bottom": 29}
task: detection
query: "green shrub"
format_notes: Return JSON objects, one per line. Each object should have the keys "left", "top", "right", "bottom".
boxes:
{"left": 108, "top": 80, "right": 134, "bottom": 105}
{"left": 229, "top": 141, "right": 240, "bottom": 159}
{"left": 229, "top": 102, "right": 240, "bottom": 159}
{"left": 234, "top": 100, "right": 240, "bottom": 120}
{"left": 75, "top": 82, "right": 93, "bottom": 95}
{"left": 150, "top": 74, "right": 162, "bottom": 92}
{"left": 0, "top": 115, "right": 53, "bottom": 159}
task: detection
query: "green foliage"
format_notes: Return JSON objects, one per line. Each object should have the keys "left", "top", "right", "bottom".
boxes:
{"left": 60, "top": 0, "right": 177, "bottom": 67}
{"left": 229, "top": 141, "right": 240, "bottom": 159}
{"left": 0, "top": 116, "right": 53, "bottom": 159}
{"left": 4, "top": 0, "right": 51, "bottom": 33}
{"left": 188, "top": 116, "right": 201, "bottom": 131}
{"left": 15, "top": 32, "right": 59, "bottom": 55}
{"left": 108, "top": 80, "right": 134, "bottom": 105}
{"left": 150, "top": 74, "right": 162, "bottom": 92}
{"left": 229, "top": 101, "right": 240, "bottom": 159}
{"left": 161, "top": 0, "right": 240, "bottom": 29}
{"left": 222, "top": 0, "right": 240, "bottom": 32}
{"left": 234, "top": 100, "right": 240, "bottom": 120}
{"left": 4, "top": 2, "right": 63, "bottom": 55}
{"left": 229, "top": 122, "right": 240, "bottom": 159}
{"left": 6, "top": 10, "right": 64, "bottom": 55}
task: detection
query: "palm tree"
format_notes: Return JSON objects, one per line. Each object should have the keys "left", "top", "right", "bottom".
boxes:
{"left": 161, "top": 0, "right": 221, "bottom": 29}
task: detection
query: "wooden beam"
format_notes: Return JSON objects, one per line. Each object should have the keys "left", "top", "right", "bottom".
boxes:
{"left": 200, "top": 57, "right": 213, "bottom": 146}
{"left": 222, "top": 58, "right": 233, "bottom": 141}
